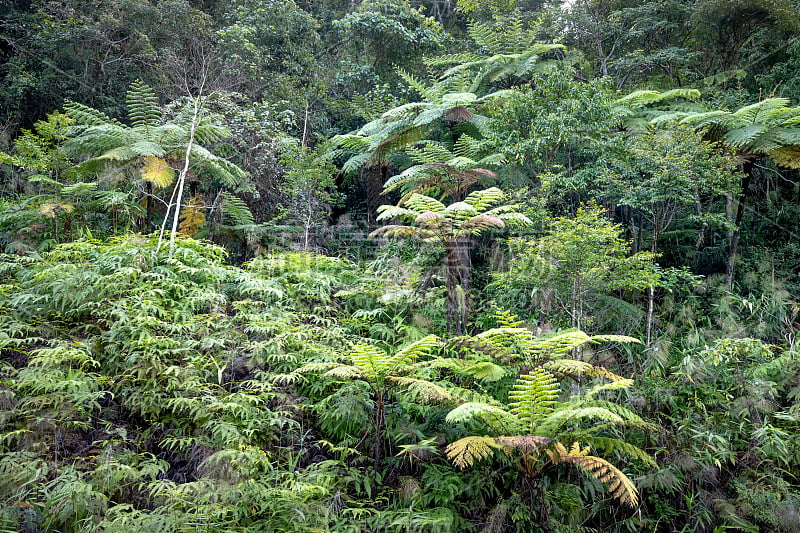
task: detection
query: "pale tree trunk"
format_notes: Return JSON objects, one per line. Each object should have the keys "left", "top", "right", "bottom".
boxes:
{"left": 168, "top": 96, "right": 201, "bottom": 258}
{"left": 646, "top": 285, "right": 655, "bottom": 347}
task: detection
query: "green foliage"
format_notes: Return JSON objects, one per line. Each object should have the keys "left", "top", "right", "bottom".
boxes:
{"left": 444, "top": 329, "right": 650, "bottom": 508}
{"left": 493, "top": 203, "right": 659, "bottom": 332}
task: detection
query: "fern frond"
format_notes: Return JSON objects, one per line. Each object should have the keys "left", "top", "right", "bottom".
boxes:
{"left": 296, "top": 362, "right": 343, "bottom": 374}
{"left": 220, "top": 192, "right": 254, "bottom": 226}
{"left": 325, "top": 365, "right": 363, "bottom": 379}
{"left": 462, "top": 361, "right": 507, "bottom": 381}
{"left": 584, "top": 379, "right": 635, "bottom": 398}
{"left": 375, "top": 204, "right": 417, "bottom": 222}
{"left": 446, "top": 436, "right": 499, "bottom": 469}
{"left": 140, "top": 156, "right": 175, "bottom": 188}
{"left": 508, "top": 369, "right": 559, "bottom": 433}
{"left": 389, "top": 376, "right": 457, "bottom": 402}
{"left": 446, "top": 402, "right": 517, "bottom": 433}
{"left": 543, "top": 359, "right": 628, "bottom": 383}
{"left": 549, "top": 442, "right": 639, "bottom": 506}
{"left": 64, "top": 100, "right": 120, "bottom": 126}
{"left": 404, "top": 193, "right": 447, "bottom": 214}
{"left": 458, "top": 214, "right": 506, "bottom": 235}
{"left": 590, "top": 334, "right": 641, "bottom": 346}
{"left": 369, "top": 224, "right": 431, "bottom": 240}
{"left": 350, "top": 343, "right": 390, "bottom": 381}
{"left": 464, "top": 187, "right": 505, "bottom": 211}
{"left": 536, "top": 407, "right": 625, "bottom": 436}
{"left": 583, "top": 437, "right": 657, "bottom": 468}
{"left": 388, "top": 334, "right": 442, "bottom": 370}
{"left": 126, "top": 81, "right": 162, "bottom": 128}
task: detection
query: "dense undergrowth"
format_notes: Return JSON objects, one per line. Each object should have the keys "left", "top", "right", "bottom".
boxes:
{"left": 0, "top": 236, "right": 797, "bottom": 532}
{"left": 3, "top": 1, "right": 800, "bottom": 530}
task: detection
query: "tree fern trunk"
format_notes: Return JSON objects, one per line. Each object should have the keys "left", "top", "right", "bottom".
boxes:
{"left": 445, "top": 239, "right": 471, "bottom": 335}
{"left": 374, "top": 390, "right": 385, "bottom": 471}
{"left": 726, "top": 163, "right": 753, "bottom": 290}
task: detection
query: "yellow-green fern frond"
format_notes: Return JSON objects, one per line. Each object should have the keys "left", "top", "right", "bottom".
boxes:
{"left": 375, "top": 204, "right": 417, "bottom": 222}
{"left": 350, "top": 344, "right": 390, "bottom": 381}
{"left": 296, "top": 362, "right": 342, "bottom": 374}
{"left": 464, "top": 187, "right": 505, "bottom": 211}
{"left": 446, "top": 402, "right": 517, "bottom": 433}
{"left": 583, "top": 437, "right": 657, "bottom": 468}
{"left": 388, "top": 334, "right": 442, "bottom": 370}
{"left": 178, "top": 194, "right": 205, "bottom": 237}
{"left": 549, "top": 442, "right": 639, "bottom": 507}
{"left": 405, "top": 193, "right": 447, "bottom": 214}
{"left": 446, "top": 436, "right": 499, "bottom": 469}
{"left": 768, "top": 145, "right": 800, "bottom": 168}
{"left": 544, "top": 359, "right": 629, "bottom": 383}
{"left": 584, "top": 379, "right": 635, "bottom": 398}
{"left": 324, "top": 365, "right": 363, "bottom": 379}
{"left": 369, "top": 225, "right": 432, "bottom": 240}
{"left": 389, "top": 376, "right": 457, "bottom": 403}
{"left": 508, "top": 368, "right": 559, "bottom": 433}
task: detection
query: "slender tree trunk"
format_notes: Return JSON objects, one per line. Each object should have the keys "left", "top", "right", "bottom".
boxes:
{"left": 726, "top": 163, "right": 753, "bottom": 290}
{"left": 374, "top": 390, "right": 385, "bottom": 471}
{"left": 168, "top": 97, "right": 201, "bottom": 257}
{"left": 646, "top": 285, "right": 655, "bottom": 347}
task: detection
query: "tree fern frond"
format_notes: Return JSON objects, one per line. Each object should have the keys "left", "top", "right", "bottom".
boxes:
{"left": 130, "top": 140, "right": 166, "bottom": 157}
{"left": 369, "top": 224, "right": 432, "bottom": 240}
{"left": 350, "top": 343, "right": 390, "bottom": 381}
{"left": 497, "top": 212, "right": 533, "bottom": 229}
{"left": 140, "top": 156, "right": 175, "bottom": 188}
{"left": 446, "top": 401, "right": 516, "bottom": 432}
{"left": 537, "top": 407, "right": 625, "bottom": 436}
{"left": 583, "top": 437, "right": 657, "bottom": 468}
{"left": 509, "top": 368, "right": 559, "bottom": 433}
{"left": 126, "top": 80, "right": 162, "bottom": 128}
{"left": 584, "top": 379, "right": 635, "bottom": 398}
{"left": 405, "top": 193, "right": 447, "bottom": 214}
{"left": 543, "top": 359, "right": 629, "bottom": 383}
{"left": 459, "top": 214, "right": 505, "bottom": 236}
{"left": 397, "top": 69, "right": 439, "bottom": 102}
{"left": 64, "top": 100, "right": 120, "bottom": 126}
{"left": 220, "top": 192, "right": 255, "bottom": 226}
{"left": 549, "top": 443, "right": 639, "bottom": 506}
{"left": 296, "top": 362, "right": 343, "bottom": 374}
{"left": 375, "top": 204, "right": 417, "bottom": 222}
{"left": 589, "top": 334, "right": 641, "bottom": 346}
{"left": 446, "top": 436, "right": 499, "bottom": 469}
{"left": 424, "top": 52, "right": 484, "bottom": 67}
{"left": 325, "top": 365, "right": 363, "bottom": 379}
{"left": 388, "top": 334, "right": 442, "bottom": 370}
{"left": 495, "top": 435, "right": 554, "bottom": 455}
{"left": 570, "top": 400, "right": 645, "bottom": 424}
{"left": 389, "top": 376, "right": 456, "bottom": 402}
{"left": 464, "top": 187, "right": 505, "bottom": 211}
{"left": 462, "top": 361, "right": 507, "bottom": 381}
{"left": 528, "top": 330, "right": 594, "bottom": 358}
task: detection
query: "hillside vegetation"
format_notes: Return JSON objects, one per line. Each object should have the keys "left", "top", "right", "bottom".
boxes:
{"left": 1, "top": 1, "right": 800, "bottom": 531}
